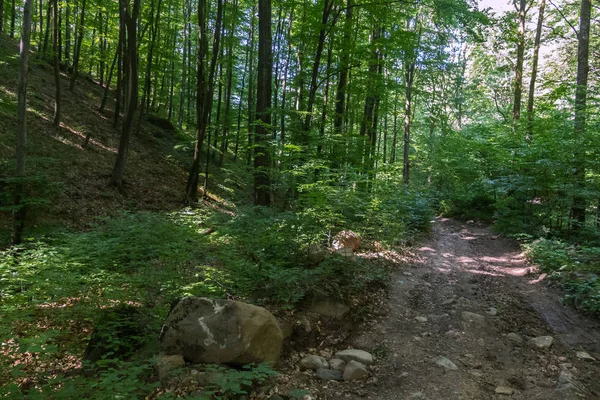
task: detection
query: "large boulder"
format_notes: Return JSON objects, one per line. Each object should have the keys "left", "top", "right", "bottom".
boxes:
{"left": 332, "top": 231, "right": 361, "bottom": 251}
{"left": 160, "top": 297, "right": 283, "bottom": 366}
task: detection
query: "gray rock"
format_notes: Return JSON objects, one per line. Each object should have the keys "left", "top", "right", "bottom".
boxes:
{"left": 329, "top": 358, "right": 346, "bottom": 372}
{"left": 461, "top": 311, "right": 486, "bottom": 326}
{"left": 506, "top": 333, "right": 523, "bottom": 344}
{"left": 575, "top": 351, "right": 596, "bottom": 361}
{"left": 155, "top": 354, "right": 185, "bottom": 382}
{"left": 530, "top": 336, "right": 554, "bottom": 349}
{"left": 308, "top": 244, "right": 328, "bottom": 263}
{"left": 343, "top": 360, "right": 369, "bottom": 381}
{"left": 432, "top": 355, "right": 458, "bottom": 370}
{"left": 556, "top": 367, "right": 583, "bottom": 393}
{"left": 335, "top": 349, "right": 375, "bottom": 365}
{"left": 415, "top": 316, "right": 428, "bottom": 323}
{"left": 315, "top": 368, "right": 343, "bottom": 381}
{"left": 160, "top": 297, "right": 283, "bottom": 366}
{"left": 410, "top": 392, "right": 426, "bottom": 399}
{"left": 310, "top": 295, "right": 350, "bottom": 319}
{"left": 300, "top": 355, "right": 329, "bottom": 371}
{"left": 486, "top": 307, "right": 498, "bottom": 316}
{"left": 495, "top": 387, "right": 514, "bottom": 395}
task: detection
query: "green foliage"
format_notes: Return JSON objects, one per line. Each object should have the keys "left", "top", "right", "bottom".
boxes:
{"left": 199, "top": 363, "right": 278, "bottom": 399}
{"left": 525, "top": 238, "right": 600, "bottom": 314}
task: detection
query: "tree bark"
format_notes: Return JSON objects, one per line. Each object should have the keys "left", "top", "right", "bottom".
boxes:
{"left": 246, "top": 5, "right": 256, "bottom": 166}
{"left": 253, "top": 0, "right": 272, "bottom": 206}
{"left": 526, "top": 0, "right": 545, "bottom": 135}
{"left": 52, "top": 0, "right": 60, "bottom": 126}
{"left": 334, "top": 0, "right": 352, "bottom": 136}
{"left": 571, "top": 0, "right": 591, "bottom": 230}
{"left": 302, "top": 0, "right": 334, "bottom": 140}
{"left": 12, "top": 0, "right": 34, "bottom": 245}
{"left": 69, "top": 0, "right": 86, "bottom": 90}
{"left": 184, "top": 0, "right": 223, "bottom": 203}
{"left": 512, "top": 0, "right": 526, "bottom": 121}
{"left": 10, "top": 0, "right": 15, "bottom": 38}
{"left": 110, "top": 0, "right": 140, "bottom": 189}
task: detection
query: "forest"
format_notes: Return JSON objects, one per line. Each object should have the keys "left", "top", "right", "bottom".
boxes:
{"left": 1, "top": 0, "right": 600, "bottom": 398}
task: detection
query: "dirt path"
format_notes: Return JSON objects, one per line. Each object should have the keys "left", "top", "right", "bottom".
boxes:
{"left": 344, "top": 218, "right": 600, "bottom": 399}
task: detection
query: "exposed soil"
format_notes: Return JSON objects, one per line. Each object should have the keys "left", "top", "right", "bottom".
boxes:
{"left": 285, "top": 218, "right": 600, "bottom": 399}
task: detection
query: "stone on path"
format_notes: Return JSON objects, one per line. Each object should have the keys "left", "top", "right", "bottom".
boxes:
{"left": 461, "top": 311, "right": 486, "bottom": 326}
{"left": 486, "top": 307, "right": 498, "bottom": 316}
{"left": 335, "top": 349, "right": 374, "bottom": 365}
{"left": 576, "top": 351, "right": 596, "bottom": 361}
{"left": 415, "top": 316, "right": 428, "bottom": 323}
{"left": 432, "top": 355, "right": 458, "bottom": 370}
{"left": 506, "top": 333, "right": 523, "bottom": 344}
{"left": 310, "top": 295, "right": 350, "bottom": 319}
{"left": 315, "top": 368, "right": 343, "bottom": 381}
{"left": 530, "top": 336, "right": 554, "bottom": 349}
{"left": 495, "top": 387, "right": 515, "bottom": 395}
{"left": 329, "top": 358, "right": 346, "bottom": 372}
{"left": 343, "top": 360, "right": 369, "bottom": 381}
{"left": 300, "top": 355, "right": 329, "bottom": 371}
{"left": 333, "top": 230, "right": 361, "bottom": 251}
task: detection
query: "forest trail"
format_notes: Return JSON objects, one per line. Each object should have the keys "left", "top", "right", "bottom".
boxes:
{"left": 348, "top": 218, "right": 600, "bottom": 399}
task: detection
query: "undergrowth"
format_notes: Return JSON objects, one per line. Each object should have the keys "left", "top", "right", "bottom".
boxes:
{"left": 0, "top": 185, "right": 434, "bottom": 398}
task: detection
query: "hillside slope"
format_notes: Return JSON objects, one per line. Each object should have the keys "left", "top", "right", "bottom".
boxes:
{"left": 0, "top": 37, "right": 205, "bottom": 240}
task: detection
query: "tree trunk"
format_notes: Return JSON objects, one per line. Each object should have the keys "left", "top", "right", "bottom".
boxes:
{"left": 65, "top": 0, "right": 70, "bottom": 63}
{"left": 112, "top": 18, "right": 124, "bottom": 127}
{"left": 98, "top": 36, "right": 119, "bottom": 114}
{"left": 219, "top": 0, "right": 238, "bottom": 165}
{"left": 184, "top": 0, "right": 223, "bottom": 204}
{"left": 52, "top": 0, "right": 60, "bottom": 126}
{"left": 302, "top": 0, "right": 334, "bottom": 140}
{"left": 526, "top": 0, "right": 545, "bottom": 135}
{"left": 246, "top": 5, "right": 256, "bottom": 166}
{"left": 253, "top": 0, "right": 272, "bottom": 206}
{"left": 13, "top": 0, "right": 34, "bottom": 245}
{"left": 110, "top": 0, "right": 140, "bottom": 189}
{"left": 279, "top": 7, "right": 293, "bottom": 159}
{"left": 178, "top": 0, "right": 188, "bottom": 126}
{"left": 571, "top": 0, "right": 591, "bottom": 230}
{"left": 69, "top": 0, "right": 86, "bottom": 90}
{"left": 10, "top": 0, "right": 15, "bottom": 38}
{"left": 0, "top": 0, "right": 4, "bottom": 34}
{"left": 512, "top": 0, "right": 526, "bottom": 121}
{"left": 334, "top": 0, "right": 352, "bottom": 136}
{"left": 234, "top": 41, "right": 249, "bottom": 161}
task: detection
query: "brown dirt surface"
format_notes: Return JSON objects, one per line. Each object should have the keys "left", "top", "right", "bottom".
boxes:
{"left": 281, "top": 218, "right": 600, "bottom": 399}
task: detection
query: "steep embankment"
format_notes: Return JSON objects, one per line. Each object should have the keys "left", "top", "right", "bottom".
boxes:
{"left": 0, "top": 36, "right": 191, "bottom": 240}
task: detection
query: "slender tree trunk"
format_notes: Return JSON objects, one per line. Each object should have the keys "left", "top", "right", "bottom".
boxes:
{"left": 279, "top": 7, "right": 293, "bottom": 158}
{"left": 10, "top": 0, "right": 15, "bottom": 38}
{"left": 334, "top": 0, "right": 352, "bottom": 136}
{"left": 178, "top": 0, "right": 188, "bottom": 126}
{"left": 184, "top": 0, "right": 223, "bottom": 203}
{"left": 526, "top": 0, "right": 545, "bottom": 135}
{"left": 390, "top": 91, "right": 398, "bottom": 163}
{"left": 254, "top": 0, "right": 272, "bottom": 206}
{"left": 13, "top": 0, "right": 34, "bottom": 245}
{"left": 246, "top": 6, "right": 256, "bottom": 166}
{"left": 0, "top": 0, "right": 4, "bottom": 34}
{"left": 98, "top": 36, "right": 119, "bottom": 114}
{"left": 113, "top": 18, "right": 124, "bottom": 127}
{"left": 69, "top": 0, "right": 86, "bottom": 90}
{"left": 65, "top": 0, "right": 70, "bottom": 63}
{"left": 571, "top": 0, "right": 591, "bottom": 230}
{"left": 37, "top": 0, "right": 43, "bottom": 51}
{"left": 52, "top": 0, "right": 60, "bottom": 126}
{"left": 111, "top": 0, "right": 141, "bottom": 189}
{"left": 219, "top": 0, "right": 238, "bottom": 165}
{"left": 512, "top": 0, "right": 526, "bottom": 121}
{"left": 42, "top": 0, "right": 51, "bottom": 54}
{"left": 302, "top": 0, "right": 334, "bottom": 139}
{"left": 235, "top": 42, "right": 249, "bottom": 161}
